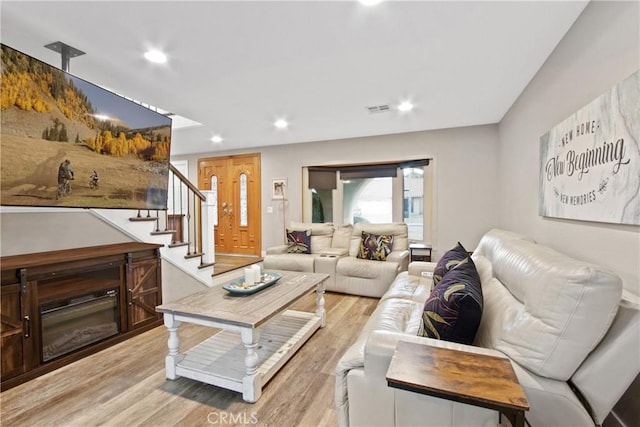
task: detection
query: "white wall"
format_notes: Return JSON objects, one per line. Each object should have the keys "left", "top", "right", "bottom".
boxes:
{"left": 0, "top": 208, "right": 133, "bottom": 256}
{"left": 173, "top": 124, "right": 500, "bottom": 260}
{"left": 497, "top": 0, "right": 640, "bottom": 297}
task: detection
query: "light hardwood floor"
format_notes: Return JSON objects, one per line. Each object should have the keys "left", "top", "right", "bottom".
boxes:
{"left": 0, "top": 292, "right": 378, "bottom": 427}
{"left": 212, "top": 255, "right": 263, "bottom": 277}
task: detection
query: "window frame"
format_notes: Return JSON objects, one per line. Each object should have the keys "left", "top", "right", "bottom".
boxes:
{"left": 302, "top": 159, "right": 433, "bottom": 244}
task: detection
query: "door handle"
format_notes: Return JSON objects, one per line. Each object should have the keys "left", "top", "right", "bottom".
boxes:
{"left": 23, "top": 315, "right": 31, "bottom": 338}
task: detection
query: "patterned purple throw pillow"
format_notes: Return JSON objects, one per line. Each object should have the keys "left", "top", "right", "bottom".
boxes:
{"left": 357, "top": 232, "right": 394, "bottom": 261}
{"left": 419, "top": 257, "right": 483, "bottom": 345}
{"left": 433, "top": 241, "right": 468, "bottom": 285}
{"left": 286, "top": 229, "right": 311, "bottom": 254}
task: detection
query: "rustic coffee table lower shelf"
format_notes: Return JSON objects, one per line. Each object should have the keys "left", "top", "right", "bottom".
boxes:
{"left": 156, "top": 271, "right": 328, "bottom": 402}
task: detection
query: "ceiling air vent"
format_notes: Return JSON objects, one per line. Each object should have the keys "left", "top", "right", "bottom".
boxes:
{"left": 366, "top": 104, "right": 391, "bottom": 114}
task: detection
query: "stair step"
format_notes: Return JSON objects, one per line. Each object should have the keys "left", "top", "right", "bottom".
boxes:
{"left": 168, "top": 242, "right": 189, "bottom": 248}
{"left": 198, "top": 262, "right": 215, "bottom": 270}
{"left": 150, "top": 230, "right": 176, "bottom": 236}
{"left": 185, "top": 252, "right": 204, "bottom": 260}
{"left": 129, "top": 216, "right": 157, "bottom": 222}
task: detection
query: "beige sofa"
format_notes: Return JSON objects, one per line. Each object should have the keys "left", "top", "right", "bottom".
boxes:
{"left": 335, "top": 228, "right": 639, "bottom": 426}
{"left": 332, "top": 223, "right": 409, "bottom": 298}
{"left": 263, "top": 222, "right": 410, "bottom": 297}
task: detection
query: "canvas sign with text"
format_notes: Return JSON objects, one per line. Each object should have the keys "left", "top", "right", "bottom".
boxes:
{"left": 539, "top": 70, "right": 640, "bottom": 225}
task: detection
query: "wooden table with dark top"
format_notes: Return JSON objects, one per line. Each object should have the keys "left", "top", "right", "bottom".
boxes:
{"left": 386, "top": 340, "right": 529, "bottom": 427}
{"left": 409, "top": 243, "right": 432, "bottom": 262}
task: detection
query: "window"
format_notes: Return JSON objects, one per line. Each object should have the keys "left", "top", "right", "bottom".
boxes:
{"left": 343, "top": 177, "right": 392, "bottom": 224}
{"left": 210, "top": 175, "right": 218, "bottom": 226}
{"left": 239, "top": 173, "right": 248, "bottom": 226}
{"left": 403, "top": 168, "right": 424, "bottom": 242}
{"left": 312, "top": 189, "right": 333, "bottom": 223}
{"left": 303, "top": 160, "right": 432, "bottom": 243}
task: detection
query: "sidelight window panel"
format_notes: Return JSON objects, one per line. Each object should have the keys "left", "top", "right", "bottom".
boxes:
{"left": 211, "top": 176, "right": 218, "bottom": 226}
{"left": 240, "top": 173, "right": 248, "bottom": 226}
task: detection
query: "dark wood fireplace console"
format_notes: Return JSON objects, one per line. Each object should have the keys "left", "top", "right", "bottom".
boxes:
{"left": 0, "top": 242, "right": 163, "bottom": 391}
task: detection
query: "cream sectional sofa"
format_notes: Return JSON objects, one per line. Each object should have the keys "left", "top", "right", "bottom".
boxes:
{"left": 263, "top": 222, "right": 350, "bottom": 291}
{"left": 335, "top": 228, "right": 639, "bottom": 426}
{"left": 263, "top": 222, "right": 409, "bottom": 297}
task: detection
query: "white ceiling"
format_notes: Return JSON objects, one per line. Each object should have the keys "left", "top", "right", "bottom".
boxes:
{"left": 1, "top": 1, "right": 588, "bottom": 156}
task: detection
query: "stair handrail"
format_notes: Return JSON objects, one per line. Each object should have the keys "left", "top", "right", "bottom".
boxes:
{"left": 169, "top": 164, "right": 206, "bottom": 201}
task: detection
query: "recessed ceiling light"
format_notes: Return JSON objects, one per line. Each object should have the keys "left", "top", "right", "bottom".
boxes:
{"left": 210, "top": 135, "right": 223, "bottom": 143}
{"left": 359, "top": 0, "right": 383, "bottom": 5}
{"left": 398, "top": 101, "right": 414, "bottom": 112}
{"left": 144, "top": 49, "right": 167, "bottom": 64}
{"left": 274, "top": 119, "right": 288, "bottom": 129}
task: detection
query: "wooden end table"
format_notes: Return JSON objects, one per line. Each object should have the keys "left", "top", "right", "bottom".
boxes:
{"left": 409, "top": 243, "right": 432, "bottom": 262}
{"left": 386, "top": 340, "right": 529, "bottom": 427}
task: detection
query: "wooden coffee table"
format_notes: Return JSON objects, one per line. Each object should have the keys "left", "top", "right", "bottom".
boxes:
{"left": 156, "top": 271, "right": 328, "bottom": 402}
{"left": 386, "top": 340, "right": 529, "bottom": 426}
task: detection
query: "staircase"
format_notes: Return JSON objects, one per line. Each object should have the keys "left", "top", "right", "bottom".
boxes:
{"left": 91, "top": 208, "right": 214, "bottom": 286}
{"left": 90, "top": 164, "right": 216, "bottom": 301}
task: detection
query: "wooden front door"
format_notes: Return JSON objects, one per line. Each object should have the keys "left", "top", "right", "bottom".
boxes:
{"left": 198, "top": 154, "right": 261, "bottom": 256}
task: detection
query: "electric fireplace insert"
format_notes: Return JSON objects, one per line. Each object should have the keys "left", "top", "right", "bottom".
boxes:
{"left": 40, "top": 288, "right": 120, "bottom": 362}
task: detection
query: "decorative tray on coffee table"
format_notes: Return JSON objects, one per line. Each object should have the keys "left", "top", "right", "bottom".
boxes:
{"left": 222, "top": 271, "right": 283, "bottom": 295}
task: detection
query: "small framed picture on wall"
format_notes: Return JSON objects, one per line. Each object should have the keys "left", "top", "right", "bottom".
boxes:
{"left": 272, "top": 178, "right": 287, "bottom": 200}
